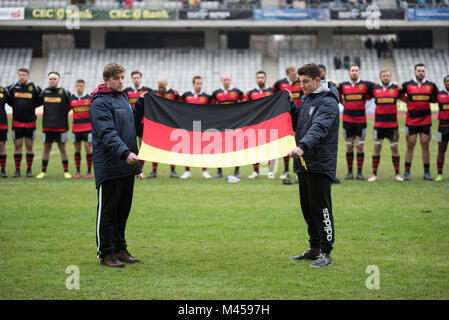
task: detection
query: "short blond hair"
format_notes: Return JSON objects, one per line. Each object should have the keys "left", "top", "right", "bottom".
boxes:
{"left": 379, "top": 69, "right": 391, "bottom": 77}
{"left": 285, "top": 65, "right": 297, "bottom": 74}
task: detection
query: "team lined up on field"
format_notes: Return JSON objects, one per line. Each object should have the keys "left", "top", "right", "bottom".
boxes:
{"left": 0, "top": 63, "right": 448, "bottom": 182}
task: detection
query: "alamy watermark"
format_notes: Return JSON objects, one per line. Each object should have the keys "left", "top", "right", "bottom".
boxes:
{"left": 65, "top": 265, "right": 80, "bottom": 290}
{"left": 65, "top": 5, "right": 80, "bottom": 30}
{"left": 168, "top": 120, "right": 283, "bottom": 174}
{"left": 365, "top": 265, "right": 380, "bottom": 289}
{"left": 365, "top": 5, "right": 381, "bottom": 30}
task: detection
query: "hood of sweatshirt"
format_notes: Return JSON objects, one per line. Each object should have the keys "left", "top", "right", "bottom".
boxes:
{"left": 310, "top": 80, "right": 339, "bottom": 103}
{"left": 91, "top": 83, "right": 114, "bottom": 97}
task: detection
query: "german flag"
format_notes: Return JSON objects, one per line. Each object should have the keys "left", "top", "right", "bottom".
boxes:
{"left": 139, "top": 91, "right": 296, "bottom": 168}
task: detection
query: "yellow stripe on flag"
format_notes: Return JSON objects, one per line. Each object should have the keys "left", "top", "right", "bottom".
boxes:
{"left": 138, "top": 135, "right": 296, "bottom": 168}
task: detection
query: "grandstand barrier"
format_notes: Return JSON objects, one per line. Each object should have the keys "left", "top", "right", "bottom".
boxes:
{"left": 330, "top": 8, "right": 405, "bottom": 20}
{"left": 1, "top": 6, "right": 449, "bottom": 21}
{"left": 178, "top": 8, "right": 253, "bottom": 20}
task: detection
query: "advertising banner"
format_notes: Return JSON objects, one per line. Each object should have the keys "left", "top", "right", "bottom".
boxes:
{"left": 0, "top": 7, "right": 24, "bottom": 20}
{"left": 407, "top": 8, "right": 449, "bottom": 20}
{"left": 179, "top": 9, "right": 253, "bottom": 20}
{"left": 24, "top": 7, "right": 176, "bottom": 20}
{"left": 253, "top": 9, "right": 329, "bottom": 21}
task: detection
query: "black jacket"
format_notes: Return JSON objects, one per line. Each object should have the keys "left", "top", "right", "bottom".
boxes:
{"left": 89, "top": 84, "right": 141, "bottom": 189}
{"left": 293, "top": 81, "right": 340, "bottom": 179}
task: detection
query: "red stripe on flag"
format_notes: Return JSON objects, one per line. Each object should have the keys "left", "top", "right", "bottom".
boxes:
{"left": 143, "top": 112, "right": 293, "bottom": 155}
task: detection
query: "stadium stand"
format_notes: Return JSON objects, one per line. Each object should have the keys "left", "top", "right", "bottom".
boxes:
{"left": 393, "top": 48, "right": 449, "bottom": 89}
{"left": 163, "top": 0, "right": 183, "bottom": 9}
{"left": 0, "top": 0, "right": 30, "bottom": 7}
{"left": 0, "top": 48, "right": 33, "bottom": 86}
{"left": 278, "top": 49, "right": 381, "bottom": 83}
{"left": 43, "top": 48, "right": 262, "bottom": 94}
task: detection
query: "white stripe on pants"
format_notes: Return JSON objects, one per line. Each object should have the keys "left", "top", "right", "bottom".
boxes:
{"left": 96, "top": 184, "right": 102, "bottom": 258}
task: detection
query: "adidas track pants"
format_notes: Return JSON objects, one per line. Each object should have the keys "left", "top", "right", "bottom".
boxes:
{"left": 297, "top": 172, "right": 335, "bottom": 254}
{"left": 96, "top": 175, "right": 135, "bottom": 259}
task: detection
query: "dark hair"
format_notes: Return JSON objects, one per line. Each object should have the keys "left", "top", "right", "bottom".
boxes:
{"left": 318, "top": 64, "right": 326, "bottom": 71}
{"left": 415, "top": 63, "right": 426, "bottom": 70}
{"left": 192, "top": 75, "right": 203, "bottom": 83}
{"left": 349, "top": 64, "right": 360, "bottom": 70}
{"left": 103, "top": 62, "right": 126, "bottom": 79}
{"left": 444, "top": 75, "right": 449, "bottom": 82}
{"left": 76, "top": 79, "right": 85, "bottom": 85}
{"left": 48, "top": 71, "right": 60, "bottom": 78}
{"left": 256, "top": 70, "right": 266, "bottom": 76}
{"left": 297, "top": 63, "right": 321, "bottom": 80}
{"left": 131, "top": 70, "right": 142, "bottom": 77}
{"left": 18, "top": 68, "right": 29, "bottom": 74}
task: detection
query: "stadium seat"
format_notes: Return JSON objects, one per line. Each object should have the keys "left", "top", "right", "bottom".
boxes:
{"left": 43, "top": 48, "right": 262, "bottom": 94}
{"left": 393, "top": 48, "right": 449, "bottom": 89}
{"left": 0, "top": 48, "right": 33, "bottom": 87}
{"left": 278, "top": 48, "right": 381, "bottom": 84}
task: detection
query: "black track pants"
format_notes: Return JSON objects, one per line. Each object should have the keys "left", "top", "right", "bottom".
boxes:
{"left": 297, "top": 172, "right": 334, "bottom": 254}
{"left": 96, "top": 175, "right": 135, "bottom": 259}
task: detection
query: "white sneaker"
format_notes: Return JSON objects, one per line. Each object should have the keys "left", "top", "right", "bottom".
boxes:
{"left": 248, "top": 171, "right": 259, "bottom": 179}
{"left": 181, "top": 171, "right": 191, "bottom": 179}
{"left": 267, "top": 171, "right": 275, "bottom": 179}
{"left": 202, "top": 171, "right": 212, "bottom": 179}
{"left": 395, "top": 174, "right": 404, "bottom": 182}
{"left": 280, "top": 171, "right": 290, "bottom": 179}
{"left": 368, "top": 174, "right": 377, "bottom": 182}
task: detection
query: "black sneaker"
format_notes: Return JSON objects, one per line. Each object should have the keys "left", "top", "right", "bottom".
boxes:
{"left": 310, "top": 253, "right": 332, "bottom": 268}
{"left": 170, "top": 171, "right": 179, "bottom": 178}
{"left": 147, "top": 171, "right": 157, "bottom": 178}
{"left": 289, "top": 249, "right": 320, "bottom": 260}
{"left": 345, "top": 172, "right": 354, "bottom": 180}
{"left": 356, "top": 173, "right": 365, "bottom": 180}
{"left": 26, "top": 169, "right": 33, "bottom": 177}
{"left": 13, "top": 170, "right": 20, "bottom": 178}
{"left": 1, "top": 171, "right": 7, "bottom": 178}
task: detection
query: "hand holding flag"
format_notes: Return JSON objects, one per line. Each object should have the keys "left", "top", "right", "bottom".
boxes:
{"left": 288, "top": 147, "right": 307, "bottom": 170}
{"left": 126, "top": 152, "right": 139, "bottom": 165}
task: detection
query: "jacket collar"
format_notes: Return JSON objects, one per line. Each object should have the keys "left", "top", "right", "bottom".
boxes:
{"left": 413, "top": 76, "right": 426, "bottom": 87}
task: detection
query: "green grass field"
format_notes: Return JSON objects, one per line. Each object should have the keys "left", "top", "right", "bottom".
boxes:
{"left": 0, "top": 117, "right": 448, "bottom": 300}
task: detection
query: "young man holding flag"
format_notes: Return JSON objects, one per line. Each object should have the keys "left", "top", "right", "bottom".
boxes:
{"left": 289, "top": 63, "right": 339, "bottom": 268}
{"left": 90, "top": 63, "right": 141, "bottom": 268}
